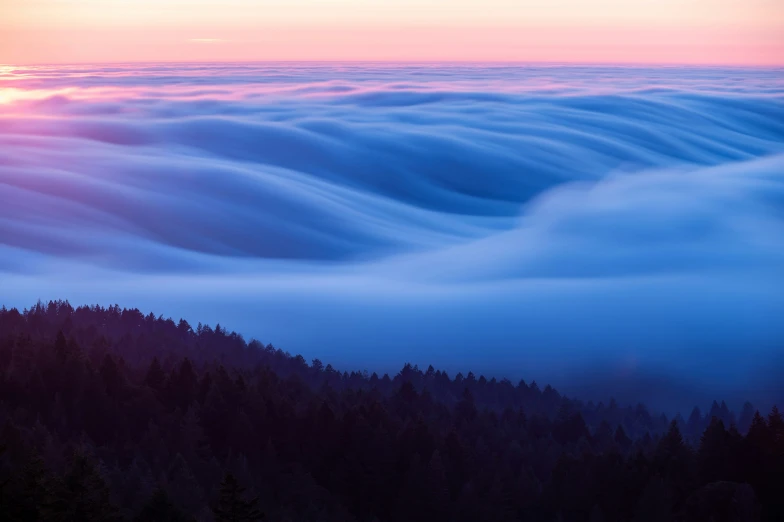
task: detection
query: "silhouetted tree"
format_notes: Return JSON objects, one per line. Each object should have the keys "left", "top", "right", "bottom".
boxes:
{"left": 0, "top": 301, "right": 780, "bottom": 522}
{"left": 212, "top": 473, "right": 264, "bottom": 522}
{"left": 42, "top": 452, "right": 121, "bottom": 522}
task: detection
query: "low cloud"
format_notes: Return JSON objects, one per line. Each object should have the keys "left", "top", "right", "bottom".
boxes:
{"left": 1, "top": 64, "right": 782, "bottom": 410}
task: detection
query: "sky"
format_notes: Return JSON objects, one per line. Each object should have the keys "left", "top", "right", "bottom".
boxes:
{"left": 1, "top": 0, "right": 783, "bottom": 64}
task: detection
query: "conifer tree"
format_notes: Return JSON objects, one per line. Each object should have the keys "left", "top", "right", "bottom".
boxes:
{"left": 212, "top": 473, "right": 264, "bottom": 522}
{"left": 42, "top": 452, "right": 121, "bottom": 522}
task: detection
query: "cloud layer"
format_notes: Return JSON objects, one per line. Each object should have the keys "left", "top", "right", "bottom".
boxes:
{"left": 1, "top": 64, "right": 783, "bottom": 410}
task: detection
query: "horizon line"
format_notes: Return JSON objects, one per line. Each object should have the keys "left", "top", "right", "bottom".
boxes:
{"left": 4, "top": 59, "right": 784, "bottom": 69}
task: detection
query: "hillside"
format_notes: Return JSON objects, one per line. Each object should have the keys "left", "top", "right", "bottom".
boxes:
{"left": 0, "top": 301, "right": 781, "bottom": 521}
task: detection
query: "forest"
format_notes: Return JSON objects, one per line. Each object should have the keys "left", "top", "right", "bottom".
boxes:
{"left": 0, "top": 300, "right": 781, "bottom": 521}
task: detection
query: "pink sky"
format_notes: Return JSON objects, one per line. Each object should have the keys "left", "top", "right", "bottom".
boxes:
{"left": 1, "top": 0, "right": 783, "bottom": 65}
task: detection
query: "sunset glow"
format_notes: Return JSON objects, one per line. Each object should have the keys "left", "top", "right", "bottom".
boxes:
{"left": 1, "top": 0, "right": 783, "bottom": 65}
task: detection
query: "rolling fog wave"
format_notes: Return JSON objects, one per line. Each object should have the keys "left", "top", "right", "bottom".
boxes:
{"left": 1, "top": 64, "right": 783, "bottom": 410}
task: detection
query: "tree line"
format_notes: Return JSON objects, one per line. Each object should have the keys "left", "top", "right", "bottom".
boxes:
{"left": 0, "top": 301, "right": 781, "bottom": 521}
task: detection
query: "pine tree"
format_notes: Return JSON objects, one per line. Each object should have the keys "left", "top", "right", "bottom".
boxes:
{"left": 42, "top": 451, "right": 121, "bottom": 522}
{"left": 99, "top": 354, "right": 122, "bottom": 398}
{"left": 738, "top": 402, "right": 755, "bottom": 434}
{"left": 54, "top": 331, "right": 68, "bottom": 364}
{"left": 698, "top": 418, "right": 730, "bottom": 483}
{"left": 614, "top": 425, "right": 631, "bottom": 450}
{"left": 143, "top": 357, "right": 166, "bottom": 392}
{"left": 657, "top": 420, "right": 689, "bottom": 462}
{"left": 180, "top": 407, "right": 209, "bottom": 462}
{"left": 166, "top": 453, "right": 203, "bottom": 516}
{"left": 212, "top": 473, "right": 264, "bottom": 522}
{"left": 686, "top": 406, "right": 703, "bottom": 444}
{"left": 746, "top": 410, "right": 768, "bottom": 447}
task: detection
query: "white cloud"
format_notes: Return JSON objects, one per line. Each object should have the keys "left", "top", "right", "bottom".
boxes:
{"left": 1, "top": 63, "right": 783, "bottom": 409}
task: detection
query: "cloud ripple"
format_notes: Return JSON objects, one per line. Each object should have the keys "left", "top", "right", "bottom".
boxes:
{"left": 1, "top": 64, "right": 783, "bottom": 410}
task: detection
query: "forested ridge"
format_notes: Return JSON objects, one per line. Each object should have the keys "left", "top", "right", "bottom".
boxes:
{"left": 0, "top": 301, "right": 781, "bottom": 522}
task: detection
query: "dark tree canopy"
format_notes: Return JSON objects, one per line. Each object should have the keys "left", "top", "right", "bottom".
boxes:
{"left": 0, "top": 300, "right": 781, "bottom": 522}
{"left": 213, "top": 473, "right": 264, "bottom": 522}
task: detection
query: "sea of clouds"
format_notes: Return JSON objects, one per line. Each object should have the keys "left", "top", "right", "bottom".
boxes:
{"left": 1, "top": 63, "right": 782, "bottom": 411}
